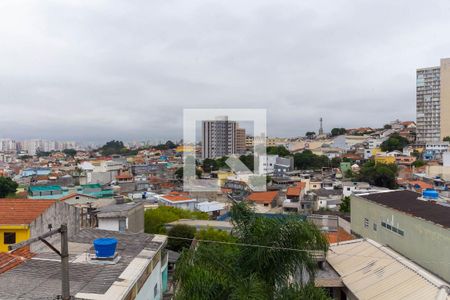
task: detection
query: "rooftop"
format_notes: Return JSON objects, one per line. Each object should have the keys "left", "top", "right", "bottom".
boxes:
{"left": 0, "top": 199, "right": 56, "bottom": 225}
{"left": 97, "top": 202, "right": 143, "bottom": 217}
{"left": 360, "top": 190, "right": 450, "bottom": 228}
{"left": 247, "top": 191, "right": 279, "bottom": 204}
{"left": 28, "top": 185, "right": 62, "bottom": 191}
{"left": 327, "top": 239, "right": 450, "bottom": 299}
{"left": 160, "top": 191, "right": 195, "bottom": 202}
{"left": 0, "top": 228, "right": 167, "bottom": 300}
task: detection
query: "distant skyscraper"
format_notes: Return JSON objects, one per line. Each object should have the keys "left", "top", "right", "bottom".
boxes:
{"left": 416, "top": 58, "right": 450, "bottom": 143}
{"left": 202, "top": 116, "right": 237, "bottom": 159}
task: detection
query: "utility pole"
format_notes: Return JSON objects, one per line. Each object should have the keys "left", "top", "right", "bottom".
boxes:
{"left": 8, "top": 224, "right": 71, "bottom": 300}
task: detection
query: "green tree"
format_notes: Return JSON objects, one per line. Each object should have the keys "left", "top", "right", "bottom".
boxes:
{"left": 380, "top": 134, "right": 409, "bottom": 152}
{"left": 305, "top": 131, "right": 316, "bottom": 139}
{"left": 0, "top": 177, "right": 18, "bottom": 198}
{"left": 36, "top": 150, "right": 52, "bottom": 157}
{"left": 331, "top": 128, "right": 346, "bottom": 137}
{"left": 175, "top": 202, "right": 329, "bottom": 300}
{"left": 384, "top": 124, "right": 392, "bottom": 129}
{"left": 412, "top": 160, "right": 426, "bottom": 168}
{"left": 330, "top": 157, "right": 342, "bottom": 168}
{"left": 239, "top": 154, "right": 254, "bottom": 172}
{"left": 357, "top": 161, "right": 398, "bottom": 189}
{"left": 340, "top": 196, "right": 351, "bottom": 213}
{"left": 275, "top": 283, "right": 331, "bottom": 300}
{"left": 344, "top": 169, "right": 354, "bottom": 179}
{"left": 167, "top": 224, "right": 196, "bottom": 252}
{"left": 165, "top": 140, "right": 177, "bottom": 149}
{"left": 175, "top": 167, "right": 202, "bottom": 179}
{"left": 444, "top": 136, "right": 450, "bottom": 142}
{"left": 202, "top": 158, "right": 219, "bottom": 173}
{"left": 294, "top": 150, "right": 330, "bottom": 170}
{"left": 99, "top": 140, "right": 126, "bottom": 156}
{"left": 144, "top": 206, "right": 208, "bottom": 234}
{"left": 267, "top": 145, "right": 290, "bottom": 157}
{"left": 216, "top": 156, "right": 230, "bottom": 169}
{"left": 63, "top": 149, "right": 77, "bottom": 157}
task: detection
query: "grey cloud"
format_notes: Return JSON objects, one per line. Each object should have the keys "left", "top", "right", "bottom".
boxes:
{"left": 1, "top": 0, "right": 450, "bottom": 142}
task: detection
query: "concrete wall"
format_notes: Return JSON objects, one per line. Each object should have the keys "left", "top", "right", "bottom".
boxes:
{"left": 351, "top": 195, "right": 450, "bottom": 282}
{"left": 127, "top": 204, "right": 145, "bottom": 233}
{"left": 136, "top": 261, "right": 162, "bottom": 300}
{"left": 98, "top": 218, "right": 120, "bottom": 231}
{"left": 30, "top": 202, "right": 80, "bottom": 252}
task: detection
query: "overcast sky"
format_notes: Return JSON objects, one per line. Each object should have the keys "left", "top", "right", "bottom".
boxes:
{"left": 1, "top": 0, "right": 450, "bottom": 143}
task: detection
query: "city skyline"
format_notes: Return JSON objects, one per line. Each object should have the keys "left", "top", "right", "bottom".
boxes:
{"left": 2, "top": 1, "right": 450, "bottom": 141}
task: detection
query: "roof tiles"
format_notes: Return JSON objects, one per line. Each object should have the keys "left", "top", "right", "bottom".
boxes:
{"left": 0, "top": 199, "right": 55, "bottom": 225}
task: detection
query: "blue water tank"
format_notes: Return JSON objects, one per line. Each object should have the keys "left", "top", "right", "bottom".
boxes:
{"left": 93, "top": 238, "right": 118, "bottom": 258}
{"left": 423, "top": 189, "right": 439, "bottom": 200}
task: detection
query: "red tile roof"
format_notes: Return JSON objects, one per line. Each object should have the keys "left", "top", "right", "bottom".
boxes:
{"left": 286, "top": 182, "right": 306, "bottom": 197}
{"left": 325, "top": 227, "right": 355, "bottom": 244}
{"left": 116, "top": 173, "right": 133, "bottom": 180}
{"left": 409, "top": 181, "right": 433, "bottom": 191}
{"left": 161, "top": 191, "right": 194, "bottom": 202}
{"left": 247, "top": 191, "right": 279, "bottom": 204}
{"left": 0, "top": 246, "right": 34, "bottom": 274}
{"left": 0, "top": 199, "right": 56, "bottom": 225}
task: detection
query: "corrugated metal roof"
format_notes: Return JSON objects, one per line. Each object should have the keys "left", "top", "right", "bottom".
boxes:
{"left": 327, "top": 239, "right": 450, "bottom": 300}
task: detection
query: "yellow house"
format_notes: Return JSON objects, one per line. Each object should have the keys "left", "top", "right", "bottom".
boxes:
{"left": 0, "top": 199, "right": 55, "bottom": 252}
{"left": 374, "top": 155, "right": 396, "bottom": 165}
{"left": 217, "top": 171, "right": 235, "bottom": 187}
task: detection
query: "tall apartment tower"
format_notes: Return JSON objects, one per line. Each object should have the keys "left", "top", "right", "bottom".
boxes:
{"left": 416, "top": 58, "right": 450, "bottom": 143}
{"left": 202, "top": 116, "right": 237, "bottom": 159}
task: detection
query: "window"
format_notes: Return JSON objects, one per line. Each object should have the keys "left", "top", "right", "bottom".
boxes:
{"left": 364, "top": 218, "right": 369, "bottom": 228}
{"left": 118, "top": 219, "right": 126, "bottom": 232}
{"left": 373, "top": 223, "right": 377, "bottom": 231}
{"left": 4, "top": 232, "right": 16, "bottom": 244}
{"left": 154, "top": 283, "right": 158, "bottom": 297}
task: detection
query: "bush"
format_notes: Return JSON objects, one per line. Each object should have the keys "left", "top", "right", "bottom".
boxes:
{"left": 167, "top": 224, "right": 196, "bottom": 252}
{"left": 0, "top": 177, "right": 18, "bottom": 198}
{"left": 144, "top": 206, "right": 208, "bottom": 234}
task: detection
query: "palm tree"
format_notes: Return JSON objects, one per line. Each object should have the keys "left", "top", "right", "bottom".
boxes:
{"left": 174, "top": 202, "right": 330, "bottom": 299}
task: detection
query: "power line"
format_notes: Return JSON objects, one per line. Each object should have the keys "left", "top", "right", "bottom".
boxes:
{"left": 166, "top": 236, "right": 450, "bottom": 265}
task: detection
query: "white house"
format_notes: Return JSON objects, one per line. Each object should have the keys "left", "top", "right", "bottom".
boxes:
{"left": 97, "top": 202, "right": 145, "bottom": 233}
{"left": 258, "top": 154, "right": 278, "bottom": 175}
{"left": 157, "top": 192, "right": 197, "bottom": 211}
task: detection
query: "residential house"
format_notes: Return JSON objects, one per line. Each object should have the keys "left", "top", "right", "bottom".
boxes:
{"left": 309, "top": 189, "right": 342, "bottom": 211}
{"left": 157, "top": 192, "right": 197, "bottom": 211}
{"left": 28, "top": 185, "right": 65, "bottom": 199}
{"left": 325, "top": 238, "right": 450, "bottom": 299}
{"left": 351, "top": 190, "right": 450, "bottom": 282}
{"left": 0, "top": 199, "right": 79, "bottom": 252}
{"left": 246, "top": 191, "right": 280, "bottom": 212}
{"left": 273, "top": 157, "right": 294, "bottom": 177}
{"left": 283, "top": 182, "right": 306, "bottom": 212}
{"left": 97, "top": 202, "right": 145, "bottom": 233}
{"left": 258, "top": 154, "right": 278, "bottom": 175}
{"left": 0, "top": 228, "right": 168, "bottom": 300}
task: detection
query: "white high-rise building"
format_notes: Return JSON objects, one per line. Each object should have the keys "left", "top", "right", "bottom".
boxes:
{"left": 202, "top": 116, "right": 237, "bottom": 159}
{"left": 0, "top": 139, "right": 17, "bottom": 152}
{"left": 416, "top": 58, "right": 450, "bottom": 143}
